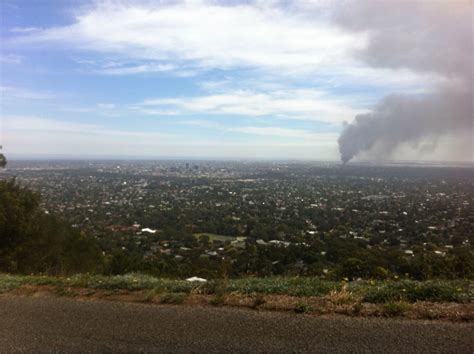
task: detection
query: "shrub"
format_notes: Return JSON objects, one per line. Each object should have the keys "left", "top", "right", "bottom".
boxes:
{"left": 363, "top": 280, "right": 469, "bottom": 303}
{"left": 383, "top": 301, "right": 412, "bottom": 317}
{"left": 403, "top": 281, "right": 466, "bottom": 302}
{"left": 0, "top": 179, "right": 104, "bottom": 275}
{"left": 210, "top": 294, "right": 225, "bottom": 306}
{"left": 142, "top": 289, "right": 159, "bottom": 302}
{"left": 326, "top": 284, "right": 358, "bottom": 305}
{"left": 294, "top": 302, "right": 313, "bottom": 314}
{"left": 415, "top": 307, "right": 441, "bottom": 320}
{"left": 160, "top": 293, "right": 187, "bottom": 304}
{"left": 251, "top": 293, "right": 266, "bottom": 308}
{"left": 207, "top": 278, "right": 228, "bottom": 296}
{"left": 352, "top": 302, "right": 363, "bottom": 315}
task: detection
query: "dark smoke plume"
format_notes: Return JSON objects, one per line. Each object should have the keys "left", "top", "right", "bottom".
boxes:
{"left": 334, "top": 1, "right": 472, "bottom": 162}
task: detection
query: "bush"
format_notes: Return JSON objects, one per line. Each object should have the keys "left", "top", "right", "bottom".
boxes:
{"left": 294, "top": 302, "right": 313, "bottom": 314}
{"left": 403, "top": 281, "right": 468, "bottom": 302}
{"left": 326, "top": 284, "right": 358, "bottom": 305}
{"left": 206, "top": 278, "right": 228, "bottom": 296}
{"left": 142, "top": 289, "right": 160, "bottom": 302}
{"left": 252, "top": 293, "right": 266, "bottom": 308}
{"left": 160, "top": 293, "right": 187, "bottom": 304}
{"left": 0, "top": 179, "right": 104, "bottom": 275}
{"left": 352, "top": 302, "right": 363, "bottom": 315}
{"left": 210, "top": 294, "right": 226, "bottom": 306}
{"left": 383, "top": 302, "right": 412, "bottom": 317}
{"left": 363, "top": 280, "right": 470, "bottom": 303}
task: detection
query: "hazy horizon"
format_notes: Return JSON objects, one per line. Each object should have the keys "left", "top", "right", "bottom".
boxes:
{"left": 5, "top": 154, "right": 474, "bottom": 166}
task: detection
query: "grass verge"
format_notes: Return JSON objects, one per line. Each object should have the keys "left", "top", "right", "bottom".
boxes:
{"left": 0, "top": 273, "right": 472, "bottom": 321}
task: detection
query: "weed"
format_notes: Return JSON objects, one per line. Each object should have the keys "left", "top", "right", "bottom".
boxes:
{"left": 142, "top": 289, "right": 159, "bottom": 302}
{"left": 326, "top": 284, "right": 357, "bottom": 305}
{"left": 210, "top": 294, "right": 226, "bottom": 306}
{"left": 352, "top": 302, "right": 363, "bottom": 316}
{"left": 415, "top": 307, "right": 441, "bottom": 320}
{"left": 226, "top": 277, "right": 340, "bottom": 297}
{"left": 294, "top": 302, "right": 313, "bottom": 314}
{"left": 251, "top": 293, "right": 266, "bottom": 308}
{"left": 207, "top": 278, "right": 228, "bottom": 297}
{"left": 363, "top": 280, "right": 470, "bottom": 303}
{"left": 160, "top": 293, "right": 187, "bottom": 305}
{"left": 383, "top": 301, "right": 412, "bottom": 317}
{"left": 0, "top": 274, "right": 22, "bottom": 293}
{"left": 54, "top": 286, "right": 75, "bottom": 297}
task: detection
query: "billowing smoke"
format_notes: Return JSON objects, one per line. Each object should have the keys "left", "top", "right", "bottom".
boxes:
{"left": 339, "top": 88, "right": 471, "bottom": 163}
{"left": 334, "top": 1, "right": 472, "bottom": 163}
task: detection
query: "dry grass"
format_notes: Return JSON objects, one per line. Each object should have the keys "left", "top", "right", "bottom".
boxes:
{"left": 325, "top": 284, "right": 360, "bottom": 305}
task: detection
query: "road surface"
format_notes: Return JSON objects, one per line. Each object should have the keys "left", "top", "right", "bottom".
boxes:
{"left": 0, "top": 294, "right": 472, "bottom": 352}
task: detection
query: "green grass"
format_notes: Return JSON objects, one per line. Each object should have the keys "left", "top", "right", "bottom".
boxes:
{"left": 225, "top": 277, "right": 341, "bottom": 297}
{"left": 0, "top": 274, "right": 23, "bottom": 293}
{"left": 0, "top": 273, "right": 471, "bottom": 304}
{"left": 359, "top": 279, "right": 471, "bottom": 303}
{"left": 0, "top": 273, "right": 199, "bottom": 293}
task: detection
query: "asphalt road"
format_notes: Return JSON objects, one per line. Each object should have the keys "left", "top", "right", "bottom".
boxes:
{"left": 0, "top": 295, "right": 473, "bottom": 352}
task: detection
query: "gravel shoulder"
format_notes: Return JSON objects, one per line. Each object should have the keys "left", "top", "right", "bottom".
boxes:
{"left": 1, "top": 294, "right": 473, "bottom": 352}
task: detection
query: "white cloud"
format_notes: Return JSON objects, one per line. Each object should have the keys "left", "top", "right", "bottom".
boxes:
{"left": 229, "top": 126, "right": 338, "bottom": 141}
{"left": 178, "top": 119, "right": 338, "bottom": 143}
{"left": 3, "top": 116, "right": 172, "bottom": 140}
{"left": 10, "top": 27, "right": 41, "bottom": 33}
{"left": 97, "top": 103, "right": 116, "bottom": 109}
{"left": 59, "top": 103, "right": 122, "bottom": 117}
{"left": 178, "top": 119, "right": 218, "bottom": 128}
{"left": 0, "top": 86, "right": 56, "bottom": 100}
{"left": 0, "top": 54, "right": 22, "bottom": 64}
{"left": 45, "top": 1, "right": 359, "bottom": 71}
{"left": 99, "top": 63, "right": 177, "bottom": 75}
{"left": 6, "top": 2, "right": 445, "bottom": 90}
{"left": 8, "top": 0, "right": 436, "bottom": 89}
{"left": 4, "top": 116, "right": 99, "bottom": 133}
{"left": 140, "top": 89, "right": 367, "bottom": 123}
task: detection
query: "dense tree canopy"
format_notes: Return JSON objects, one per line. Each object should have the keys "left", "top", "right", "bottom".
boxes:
{"left": 0, "top": 179, "right": 103, "bottom": 274}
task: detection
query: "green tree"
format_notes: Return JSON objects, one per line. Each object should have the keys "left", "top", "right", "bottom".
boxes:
{"left": 0, "top": 153, "right": 6, "bottom": 168}
{"left": 0, "top": 179, "right": 104, "bottom": 274}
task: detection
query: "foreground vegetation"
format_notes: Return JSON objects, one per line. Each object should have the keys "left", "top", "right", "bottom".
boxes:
{"left": 0, "top": 179, "right": 103, "bottom": 274}
{"left": 1, "top": 273, "right": 472, "bottom": 321}
{"left": 1, "top": 273, "right": 471, "bottom": 304}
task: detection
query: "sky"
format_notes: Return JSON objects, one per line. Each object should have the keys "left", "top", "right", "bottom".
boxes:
{"left": 0, "top": 0, "right": 472, "bottom": 161}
